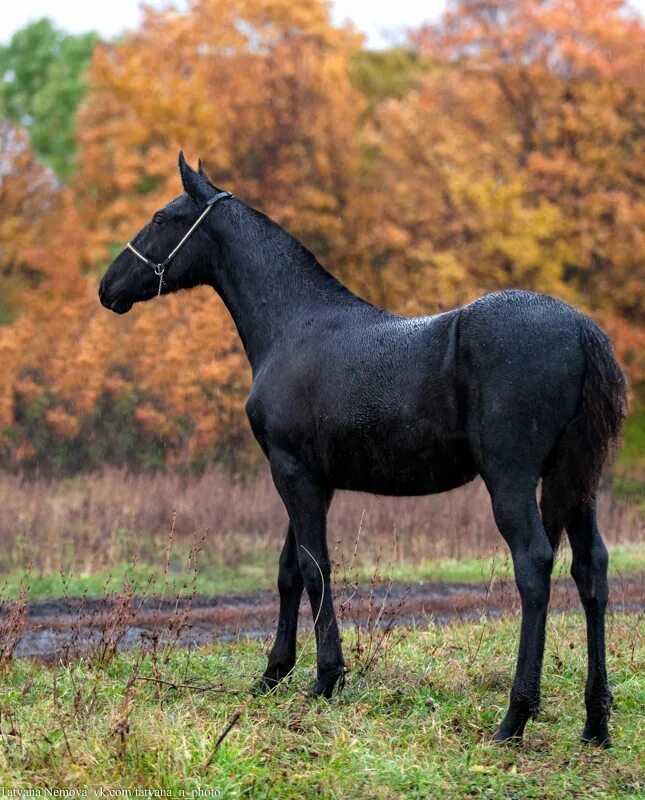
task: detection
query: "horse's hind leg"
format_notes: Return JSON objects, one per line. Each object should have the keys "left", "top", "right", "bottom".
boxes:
{"left": 567, "top": 501, "right": 612, "bottom": 746}
{"left": 486, "top": 478, "right": 554, "bottom": 741}
{"left": 252, "top": 523, "right": 303, "bottom": 693}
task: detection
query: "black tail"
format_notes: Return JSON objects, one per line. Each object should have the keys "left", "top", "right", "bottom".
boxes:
{"left": 541, "top": 317, "right": 627, "bottom": 548}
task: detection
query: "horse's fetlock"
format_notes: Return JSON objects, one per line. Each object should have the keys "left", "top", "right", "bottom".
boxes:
{"left": 510, "top": 683, "right": 541, "bottom": 721}
{"left": 585, "top": 685, "right": 612, "bottom": 717}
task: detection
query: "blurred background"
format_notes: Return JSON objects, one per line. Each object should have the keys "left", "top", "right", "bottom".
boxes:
{"left": 0, "top": 0, "right": 642, "bottom": 592}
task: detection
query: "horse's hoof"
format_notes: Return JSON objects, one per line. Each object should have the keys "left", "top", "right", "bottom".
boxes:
{"left": 308, "top": 666, "right": 346, "bottom": 699}
{"left": 581, "top": 726, "right": 611, "bottom": 748}
{"left": 250, "top": 675, "right": 279, "bottom": 696}
{"left": 492, "top": 728, "right": 524, "bottom": 745}
{"left": 308, "top": 676, "right": 337, "bottom": 699}
{"left": 492, "top": 714, "right": 527, "bottom": 744}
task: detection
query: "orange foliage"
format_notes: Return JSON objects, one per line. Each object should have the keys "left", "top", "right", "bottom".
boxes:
{"left": 0, "top": 124, "right": 62, "bottom": 311}
{"left": 2, "top": 0, "right": 363, "bottom": 470}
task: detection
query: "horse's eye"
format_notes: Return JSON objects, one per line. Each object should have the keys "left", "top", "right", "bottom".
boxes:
{"left": 152, "top": 213, "right": 165, "bottom": 226}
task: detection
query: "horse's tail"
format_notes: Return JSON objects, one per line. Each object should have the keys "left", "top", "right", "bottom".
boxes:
{"left": 540, "top": 316, "right": 627, "bottom": 549}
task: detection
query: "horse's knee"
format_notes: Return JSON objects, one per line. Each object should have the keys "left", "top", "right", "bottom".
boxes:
{"left": 527, "top": 542, "right": 554, "bottom": 576}
{"left": 591, "top": 542, "right": 609, "bottom": 575}
{"left": 277, "top": 560, "right": 302, "bottom": 595}
{"left": 571, "top": 538, "right": 608, "bottom": 576}
{"left": 513, "top": 541, "right": 553, "bottom": 598}
{"left": 490, "top": 491, "right": 525, "bottom": 535}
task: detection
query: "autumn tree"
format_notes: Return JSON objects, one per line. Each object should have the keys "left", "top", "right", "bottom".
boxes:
{"left": 348, "top": 68, "right": 583, "bottom": 311}
{"left": 342, "top": 0, "right": 644, "bottom": 381}
{"left": 73, "top": 0, "right": 362, "bottom": 263}
{"left": 412, "top": 0, "right": 645, "bottom": 323}
{"left": 1, "top": 0, "right": 643, "bottom": 472}
{"left": 0, "top": 123, "right": 64, "bottom": 322}
{"left": 2, "top": 0, "right": 366, "bottom": 472}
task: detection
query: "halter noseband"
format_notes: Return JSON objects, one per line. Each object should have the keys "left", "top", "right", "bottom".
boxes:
{"left": 125, "top": 190, "right": 233, "bottom": 295}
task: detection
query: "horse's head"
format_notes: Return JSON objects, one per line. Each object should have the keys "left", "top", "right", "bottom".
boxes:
{"left": 99, "top": 152, "right": 231, "bottom": 314}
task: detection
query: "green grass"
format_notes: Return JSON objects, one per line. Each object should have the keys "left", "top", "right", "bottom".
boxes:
{"left": 2, "top": 542, "right": 643, "bottom": 601}
{"left": 615, "top": 408, "right": 645, "bottom": 507}
{"left": 0, "top": 613, "right": 642, "bottom": 797}
{"left": 383, "top": 542, "right": 645, "bottom": 586}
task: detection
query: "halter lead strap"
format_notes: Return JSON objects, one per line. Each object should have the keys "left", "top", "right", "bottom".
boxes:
{"left": 126, "top": 190, "right": 233, "bottom": 295}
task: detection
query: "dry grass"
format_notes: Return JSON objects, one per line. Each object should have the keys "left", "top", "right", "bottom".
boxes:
{"left": 0, "top": 468, "right": 641, "bottom": 581}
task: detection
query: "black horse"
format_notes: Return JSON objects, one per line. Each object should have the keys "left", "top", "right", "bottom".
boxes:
{"left": 99, "top": 153, "right": 626, "bottom": 745}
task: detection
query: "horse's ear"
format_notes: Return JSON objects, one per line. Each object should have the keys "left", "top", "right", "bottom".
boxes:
{"left": 178, "top": 150, "right": 211, "bottom": 202}
{"left": 198, "top": 158, "right": 224, "bottom": 192}
{"left": 197, "top": 158, "right": 215, "bottom": 187}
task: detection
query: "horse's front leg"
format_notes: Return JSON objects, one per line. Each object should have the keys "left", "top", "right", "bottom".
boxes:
{"left": 252, "top": 523, "right": 303, "bottom": 693}
{"left": 269, "top": 449, "right": 344, "bottom": 698}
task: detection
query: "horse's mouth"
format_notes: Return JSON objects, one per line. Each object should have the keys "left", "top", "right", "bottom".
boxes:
{"left": 99, "top": 281, "right": 132, "bottom": 314}
{"left": 100, "top": 292, "right": 133, "bottom": 314}
{"left": 110, "top": 297, "right": 134, "bottom": 314}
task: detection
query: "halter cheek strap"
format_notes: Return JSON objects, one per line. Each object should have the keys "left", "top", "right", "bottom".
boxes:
{"left": 125, "top": 190, "right": 233, "bottom": 296}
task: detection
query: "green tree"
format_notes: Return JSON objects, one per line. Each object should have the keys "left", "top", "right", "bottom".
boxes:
{"left": 0, "top": 18, "right": 98, "bottom": 178}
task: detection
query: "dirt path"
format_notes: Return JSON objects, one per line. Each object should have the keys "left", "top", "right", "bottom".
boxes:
{"left": 14, "top": 574, "right": 644, "bottom": 659}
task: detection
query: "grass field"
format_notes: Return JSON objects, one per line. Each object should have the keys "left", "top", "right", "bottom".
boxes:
{"left": 0, "top": 612, "right": 642, "bottom": 797}
{"left": 0, "top": 419, "right": 641, "bottom": 796}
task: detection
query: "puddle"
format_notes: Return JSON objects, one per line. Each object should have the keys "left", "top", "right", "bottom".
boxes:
{"left": 9, "top": 575, "right": 644, "bottom": 659}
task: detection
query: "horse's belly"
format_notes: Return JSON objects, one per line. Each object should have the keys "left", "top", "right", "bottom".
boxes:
{"left": 327, "top": 430, "right": 477, "bottom": 496}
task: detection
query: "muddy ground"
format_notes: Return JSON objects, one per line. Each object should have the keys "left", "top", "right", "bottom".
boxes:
{"left": 11, "top": 574, "right": 644, "bottom": 659}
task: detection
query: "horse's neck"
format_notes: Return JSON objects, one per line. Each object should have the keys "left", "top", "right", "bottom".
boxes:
{"left": 209, "top": 203, "right": 363, "bottom": 368}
